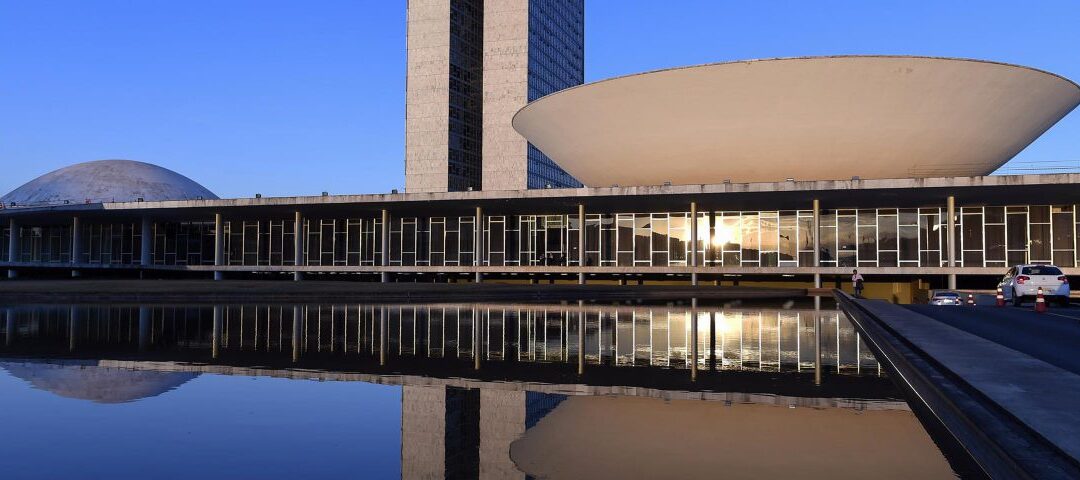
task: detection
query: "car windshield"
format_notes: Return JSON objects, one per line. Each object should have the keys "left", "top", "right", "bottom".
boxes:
{"left": 1021, "top": 266, "right": 1063, "bottom": 276}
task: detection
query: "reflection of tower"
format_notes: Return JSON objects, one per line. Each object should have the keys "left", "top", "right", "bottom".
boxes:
{"left": 401, "top": 386, "right": 566, "bottom": 480}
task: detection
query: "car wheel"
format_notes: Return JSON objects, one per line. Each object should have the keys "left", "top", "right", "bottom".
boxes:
{"left": 1059, "top": 297, "right": 1071, "bottom": 308}
{"left": 1012, "top": 289, "right": 1023, "bottom": 307}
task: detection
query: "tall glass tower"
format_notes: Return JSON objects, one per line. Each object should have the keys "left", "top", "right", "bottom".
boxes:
{"left": 405, "top": 0, "right": 584, "bottom": 193}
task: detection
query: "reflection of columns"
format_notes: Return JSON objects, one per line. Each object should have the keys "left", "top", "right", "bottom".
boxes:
{"left": 138, "top": 306, "right": 151, "bottom": 351}
{"left": 578, "top": 204, "right": 586, "bottom": 285}
{"left": 812, "top": 199, "right": 821, "bottom": 289}
{"left": 475, "top": 207, "right": 483, "bottom": 284}
{"left": 293, "top": 211, "right": 304, "bottom": 281}
{"left": 213, "top": 213, "right": 224, "bottom": 281}
{"left": 292, "top": 305, "right": 302, "bottom": 362}
{"left": 814, "top": 309, "right": 822, "bottom": 386}
{"left": 379, "top": 306, "right": 387, "bottom": 366}
{"left": 577, "top": 300, "right": 585, "bottom": 375}
{"left": 5, "top": 308, "right": 14, "bottom": 346}
{"left": 140, "top": 217, "right": 152, "bottom": 268}
{"left": 380, "top": 209, "right": 390, "bottom": 283}
{"left": 7, "top": 218, "right": 18, "bottom": 279}
{"left": 690, "top": 201, "right": 698, "bottom": 286}
{"left": 67, "top": 304, "right": 78, "bottom": 350}
{"left": 473, "top": 306, "right": 481, "bottom": 370}
{"left": 70, "top": 216, "right": 81, "bottom": 277}
{"left": 708, "top": 310, "right": 716, "bottom": 371}
{"left": 690, "top": 298, "right": 698, "bottom": 382}
{"left": 946, "top": 196, "right": 957, "bottom": 290}
{"left": 212, "top": 305, "right": 223, "bottom": 359}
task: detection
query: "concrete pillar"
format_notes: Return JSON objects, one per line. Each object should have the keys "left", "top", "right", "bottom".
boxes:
{"left": 68, "top": 306, "right": 80, "bottom": 352}
{"left": 138, "top": 306, "right": 151, "bottom": 352}
{"left": 813, "top": 199, "right": 822, "bottom": 289}
{"left": 946, "top": 196, "right": 957, "bottom": 290}
{"left": 474, "top": 207, "right": 483, "bottom": 283}
{"left": 5, "top": 308, "right": 14, "bottom": 346}
{"left": 70, "top": 216, "right": 82, "bottom": 277}
{"left": 140, "top": 217, "right": 152, "bottom": 268}
{"left": 690, "top": 201, "right": 698, "bottom": 286}
{"left": 213, "top": 213, "right": 224, "bottom": 281}
{"left": 212, "top": 305, "right": 223, "bottom": 359}
{"left": 690, "top": 297, "right": 698, "bottom": 382}
{"left": 577, "top": 300, "right": 586, "bottom": 375}
{"left": 292, "top": 305, "right": 302, "bottom": 362}
{"left": 578, "top": 204, "right": 586, "bottom": 285}
{"left": 293, "top": 211, "right": 304, "bottom": 281}
{"left": 473, "top": 305, "right": 482, "bottom": 370}
{"left": 381, "top": 209, "right": 390, "bottom": 283}
{"left": 7, "top": 218, "right": 18, "bottom": 279}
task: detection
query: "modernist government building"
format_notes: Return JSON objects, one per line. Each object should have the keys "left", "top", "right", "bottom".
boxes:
{"left": 2, "top": 1, "right": 1080, "bottom": 302}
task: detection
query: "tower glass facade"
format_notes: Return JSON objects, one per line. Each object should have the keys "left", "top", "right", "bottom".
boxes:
{"left": 526, "top": 0, "right": 584, "bottom": 189}
{"left": 447, "top": 0, "right": 485, "bottom": 191}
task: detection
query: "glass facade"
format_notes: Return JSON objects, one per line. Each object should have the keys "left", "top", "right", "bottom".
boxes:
{"left": 447, "top": 0, "right": 484, "bottom": 191}
{"left": 9, "top": 203, "right": 1078, "bottom": 270}
{"left": 526, "top": 0, "right": 584, "bottom": 189}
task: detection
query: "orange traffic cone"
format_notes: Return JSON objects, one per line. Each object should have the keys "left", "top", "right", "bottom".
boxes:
{"left": 966, "top": 294, "right": 975, "bottom": 306}
{"left": 1035, "top": 287, "right": 1047, "bottom": 313}
{"left": 996, "top": 288, "right": 1005, "bottom": 307}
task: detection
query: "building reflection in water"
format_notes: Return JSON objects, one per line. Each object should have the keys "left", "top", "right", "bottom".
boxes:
{"left": 0, "top": 302, "right": 877, "bottom": 375}
{"left": 0, "top": 301, "right": 959, "bottom": 479}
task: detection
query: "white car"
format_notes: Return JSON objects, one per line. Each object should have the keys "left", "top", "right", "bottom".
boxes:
{"left": 998, "top": 265, "right": 1071, "bottom": 307}
{"left": 929, "top": 292, "right": 963, "bottom": 305}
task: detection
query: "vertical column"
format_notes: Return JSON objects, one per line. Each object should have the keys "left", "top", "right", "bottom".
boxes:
{"left": 68, "top": 306, "right": 80, "bottom": 352}
{"left": 578, "top": 204, "right": 586, "bottom": 285}
{"left": 380, "top": 209, "right": 390, "bottom": 283}
{"left": 213, "top": 213, "right": 224, "bottom": 281}
{"left": 379, "top": 306, "right": 387, "bottom": 366}
{"left": 474, "top": 206, "right": 483, "bottom": 284}
{"left": 293, "top": 211, "right": 304, "bottom": 281}
{"left": 947, "top": 196, "right": 957, "bottom": 290}
{"left": 292, "top": 305, "right": 302, "bottom": 362}
{"left": 708, "top": 310, "right": 716, "bottom": 371}
{"left": 212, "top": 305, "right": 223, "bottom": 359}
{"left": 690, "top": 297, "right": 698, "bottom": 382}
{"left": 5, "top": 308, "right": 15, "bottom": 346}
{"left": 813, "top": 199, "right": 821, "bottom": 289}
{"left": 473, "top": 305, "right": 481, "bottom": 370}
{"left": 7, "top": 218, "right": 18, "bottom": 279}
{"left": 577, "top": 300, "right": 585, "bottom": 375}
{"left": 140, "top": 217, "right": 152, "bottom": 268}
{"left": 690, "top": 201, "right": 699, "bottom": 286}
{"left": 70, "top": 216, "right": 81, "bottom": 277}
{"left": 814, "top": 308, "right": 823, "bottom": 386}
{"left": 138, "top": 306, "right": 151, "bottom": 351}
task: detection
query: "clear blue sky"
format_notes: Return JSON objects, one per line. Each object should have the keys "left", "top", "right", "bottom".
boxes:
{"left": 2, "top": 1, "right": 1078, "bottom": 197}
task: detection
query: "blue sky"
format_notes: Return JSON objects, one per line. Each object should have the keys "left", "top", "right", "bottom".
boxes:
{"left": 2, "top": 1, "right": 1078, "bottom": 197}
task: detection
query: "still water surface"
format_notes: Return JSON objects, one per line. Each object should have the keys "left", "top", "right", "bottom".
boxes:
{"left": 0, "top": 300, "right": 957, "bottom": 479}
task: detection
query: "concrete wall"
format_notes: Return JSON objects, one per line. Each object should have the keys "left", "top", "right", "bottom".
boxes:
{"left": 402, "top": 385, "right": 447, "bottom": 480}
{"left": 405, "top": 0, "right": 452, "bottom": 194}
{"left": 481, "top": 0, "right": 530, "bottom": 191}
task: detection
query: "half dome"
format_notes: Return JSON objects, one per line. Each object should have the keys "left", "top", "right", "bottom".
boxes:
{"left": 1, "top": 159, "right": 218, "bottom": 206}
{"left": 512, "top": 56, "right": 1080, "bottom": 186}
{"left": 0, "top": 362, "right": 198, "bottom": 403}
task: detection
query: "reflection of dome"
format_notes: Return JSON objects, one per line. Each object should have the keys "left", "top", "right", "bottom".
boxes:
{"left": 1, "top": 159, "right": 218, "bottom": 206}
{"left": 513, "top": 56, "right": 1080, "bottom": 186}
{"left": 0, "top": 362, "right": 198, "bottom": 403}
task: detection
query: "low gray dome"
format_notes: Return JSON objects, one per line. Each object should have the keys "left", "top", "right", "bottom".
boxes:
{"left": 1, "top": 159, "right": 218, "bottom": 206}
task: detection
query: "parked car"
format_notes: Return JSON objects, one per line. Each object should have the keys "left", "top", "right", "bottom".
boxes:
{"left": 929, "top": 291, "right": 963, "bottom": 306}
{"left": 998, "top": 265, "right": 1071, "bottom": 307}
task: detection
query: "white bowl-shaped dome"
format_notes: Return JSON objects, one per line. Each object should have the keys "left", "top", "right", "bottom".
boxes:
{"left": 1, "top": 159, "right": 218, "bottom": 206}
{"left": 513, "top": 56, "right": 1080, "bottom": 186}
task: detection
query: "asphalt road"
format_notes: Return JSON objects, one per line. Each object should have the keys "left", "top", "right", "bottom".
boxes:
{"left": 906, "top": 300, "right": 1080, "bottom": 376}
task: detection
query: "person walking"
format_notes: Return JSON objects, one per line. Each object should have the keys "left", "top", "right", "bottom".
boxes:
{"left": 852, "top": 269, "right": 865, "bottom": 297}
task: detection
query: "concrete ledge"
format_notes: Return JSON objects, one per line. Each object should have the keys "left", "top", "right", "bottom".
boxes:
{"left": 838, "top": 291, "right": 1080, "bottom": 478}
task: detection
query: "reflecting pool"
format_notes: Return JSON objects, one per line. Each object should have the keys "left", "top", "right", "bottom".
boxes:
{"left": 0, "top": 300, "right": 959, "bottom": 479}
